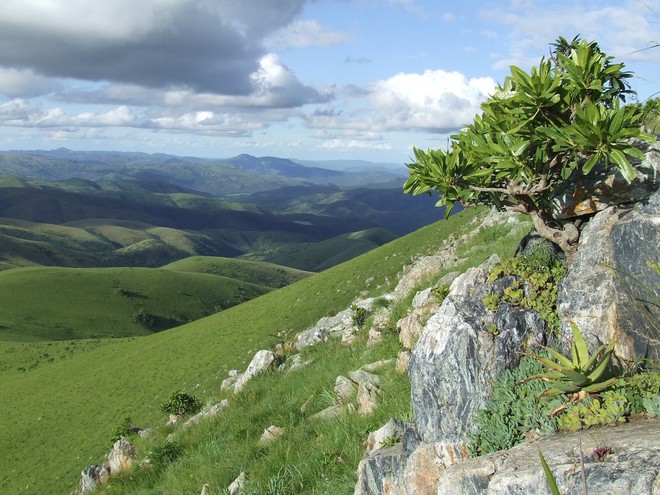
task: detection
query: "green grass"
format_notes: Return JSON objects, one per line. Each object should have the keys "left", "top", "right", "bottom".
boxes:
{"left": 247, "top": 227, "right": 398, "bottom": 271}
{"left": 0, "top": 207, "right": 530, "bottom": 495}
{"left": 0, "top": 266, "right": 270, "bottom": 341}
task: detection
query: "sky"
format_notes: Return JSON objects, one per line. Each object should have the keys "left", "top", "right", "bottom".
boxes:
{"left": 0, "top": 0, "right": 658, "bottom": 163}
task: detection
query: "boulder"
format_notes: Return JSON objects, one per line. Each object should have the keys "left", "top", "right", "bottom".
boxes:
{"left": 361, "top": 359, "right": 393, "bottom": 373}
{"left": 409, "top": 254, "right": 546, "bottom": 445}
{"left": 294, "top": 308, "right": 354, "bottom": 350}
{"left": 354, "top": 444, "right": 407, "bottom": 495}
{"left": 259, "top": 425, "right": 284, "bottom": 446}
{"left": 435, "top": 420, "right": 660, "bottom": 494}
{"left": 348, "top": 369, "right": 382, "bottom": 387}
{"left": 335, "top": 375, "right": 357, "bottom": 403}
{"left": 551, "top": 140, "right": 659, "bottom": 219}
{"left": 357, "top": 381, "right": 380, "bottom": 416}
{"left": 397, "top": 312, "right": 425, "bottom": 350}
{"left": 74, "top": 465, "right": 110, "bottom": 495}
{"left": 558, "top": 189, "right": 660, "bottom": 365}
{"left": 311, "top": 403, "right": 346, "bottom": 420}
{"left": 228, "top": 471, "right": 246, "bottom": 495}
{"left": 106, "top": 438, "right": 136, "bottom": 473}
{"left": 395, "top": 351, "right": 410, "bottom": 374}
{"left": 234, "top": 350, "right": 281, "bottom": 393}
{"left": 184, "top": 400, "right": 229, "bottom": 428}
{"left": 365, "top": 418, "right": 404, "bottom": 456}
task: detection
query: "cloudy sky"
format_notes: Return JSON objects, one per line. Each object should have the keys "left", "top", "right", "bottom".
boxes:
{"left": 0, "top": 0, "right": 658, "bottom": 162}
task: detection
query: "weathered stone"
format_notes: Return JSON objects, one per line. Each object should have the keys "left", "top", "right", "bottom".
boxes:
{"left": 335, "top": 375, "right": 357, "bottom": 403}
{"left": 227, "top": 471, "right": 246, "bottom": 495}
{"left": 311, "top": 403, "right": 345, "bottom": 420}
{"left": 75, "top": 464, "right": 110, "bottom": 495}
{"left": 166, "top": 413, "right": 180, "bottom": 426}
{"left": 138, "top": 427, "right": 153, "bottom": 439}
{"left": 200, "top": 483, "right": 210, "bottom": 495}
{"left": 367, "top": 327, "right": 383, "bottom": 347}
{"left": 259, "top": 425, "right": 284, "bottom": 446}
{"left": 294, "top": 308, "right": 353, "bottom": 350}
{"left": 285, "top": 353, "right": 312, "bottom": 372}
{"left": 361, "top": 359, "right": 393, "bottom": 373}
{"left": 397, "top": 312, "right": 425, "bottom": 350}
{"left": 552, "top": 140, "right": 659, "bottom": 219}
{"left": 409, "top": 255, "right": 545, "bottom": 445}
{"left": 365, "top": 418, "right": 403, "bottom": 456}
{"left": 354, "top": 444, "right": 407, "bottom": 495}
{"left": 234, "top": 350, "right": 281, "bottom": 393}
{"left": 395, "top": 351, "right": 410, "bottom": 374}
{"left": 106, "top": 438, "right": 136, "bottom": 473}
{"left": 394, "top": 255, "right": 454, "bottom": 299}
{"left": 349, "top": 369, "right": 382, "bottom": 387}
{"left": 184, "top": 400, "right": 229, "bottom": 428}
{"left": 357, "top": 382, "right": 380, "bottom": 416}
{"left": 436, "top": 420, "right": 660, "bottom": 494}
{"left": 402, "top": 442, "right": 467, "bottom": 495}
{"left": 558, "top": 189, "right": 660, "bottom": 365}
{"left": 220, "top": 375, "right": 238, "bottom": 390}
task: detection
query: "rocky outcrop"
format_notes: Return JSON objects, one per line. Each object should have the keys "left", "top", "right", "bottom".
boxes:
{"left": 558, "top": 188, "right": 660, "bottom": 365}
{"left": 184, "top": 400, "right": 229, "bottom": 428}
{"left": 259, "top": 425, "right": 284, "bottom": 446}
{"left": 227, "top": 472, "right": 246, "bottom": 494}
{"left": 75, "top": 439, "right": 136, "bottom": 494}
{"left": 436, "top": 420, "right": 660, "bottom": 494}
{"left": 409, "top": 254, "right": 545, "bottom": 445}
{"left": 234, "top": 350, "right": 281, "bottom": 393}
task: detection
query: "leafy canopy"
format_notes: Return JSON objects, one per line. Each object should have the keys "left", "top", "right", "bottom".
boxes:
{"left": 404, "top": 37, "right": 654, "bottom": 256}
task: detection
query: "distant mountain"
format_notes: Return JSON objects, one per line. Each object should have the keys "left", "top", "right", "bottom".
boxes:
{"left": 0, "top": 149, "right": 407, "bottom": 194}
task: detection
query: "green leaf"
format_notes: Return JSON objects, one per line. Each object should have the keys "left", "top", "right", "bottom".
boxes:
{"left": 569, "top": 321, "right": 589, "bottom": 368}
{"left": 539, "top": 450, "right": 561, "bottom": 495}
{"left": 609, "top": 148, "right": 637, "bottom": 182}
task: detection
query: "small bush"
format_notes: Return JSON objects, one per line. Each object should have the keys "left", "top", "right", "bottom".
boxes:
{"left": 432, "top": 284, "right": 450, "bottom": 304}
{"left": 150, "top": 442, "right": 183, "bottom": 470}
{"left": 351, "top": 304, "right": 369, "bottom": 329}
{"left": 160, "top": 391, "right": 202, "bottom": 417}
{"left": 110, "top": 416, "right": 136, "bottom": 445}
{"left": 132, "top": 309, "right": 156, "bottom": 328}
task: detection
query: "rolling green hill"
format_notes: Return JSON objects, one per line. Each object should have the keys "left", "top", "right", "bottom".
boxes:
{"left": 0, "top": 207, "right": 533, "bottom": 494}
{"left": 0, "top": 258, "right": 310, "bottom": 342}
{"left": 0, "top": 174, "right": 443, "bottom": 271}
{"left": 248, "top": 227, "right": 399, "bottom": 271}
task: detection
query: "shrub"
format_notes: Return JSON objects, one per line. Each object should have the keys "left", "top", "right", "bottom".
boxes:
{"left": 150, "top": 442, "right": 183, "bottom": 470}
{"left": 160, "top": 391, "right": 202, "bottom": 417}
{"left": 132, "top": 309, "right": 156, "bottom": 328}
{"left": 468, "top": 356, "right": 561, "bottom": 457}
{"left": 351, "top": 304, "right": 369, "bottom": 330}
{"left": 404, "top": 36, "right": 652, "bottom": 260}
{"left": 110, "top": 416, "right": 136, "bottom": 445}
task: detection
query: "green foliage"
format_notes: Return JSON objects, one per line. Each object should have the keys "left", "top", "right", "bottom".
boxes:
{"left": 557, "top": 370, "right": 660, "bottom": 430}
{"left": 351, "top": 304, "right": 369, "bottom": 329}
{"left": 484, "top": 248, "right": 565, "bottom": 332}
{"left": 160, "top": 391, "right": 202, "bottom": 417}
{"left": 132, "top": 309, "right": 156, "bottom": 329}
{"left": 110, "top": 417, "right": 136, "bottom": 445}
{"left": 525, "top": 322, "right": 618, "bottom": 402}
{"left": 539, "top": 449, "right": 561, "bottom": 495}
{"left": 468, "top": 356, "right": 561, "bottom": 457}
{"left": 432, "top": 284, "right": 450, "bottom": 304}
{"left": 404, "top": 36, "right": 654, "bottom": 256}
{"left": 150, "top": 442, "right": 183, "bottom": 470}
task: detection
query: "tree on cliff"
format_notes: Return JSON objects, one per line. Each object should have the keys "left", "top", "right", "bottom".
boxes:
{"left": 404, "top": 36, "right": 654, "bottom": 261}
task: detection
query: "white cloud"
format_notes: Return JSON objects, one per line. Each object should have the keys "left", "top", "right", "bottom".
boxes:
{"left": 0, "top": 68, "right": 63, "bottom": 97}
{"left": 368, "top": 70, "right": 497, "bottom": 132}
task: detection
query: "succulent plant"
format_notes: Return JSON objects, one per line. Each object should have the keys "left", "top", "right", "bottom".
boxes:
{"left": 522, "top": 322, "right": 619, "bottom": 414}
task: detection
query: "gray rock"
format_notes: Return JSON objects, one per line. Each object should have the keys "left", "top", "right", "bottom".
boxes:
{"left": 259, "top": 425, "right": 284, "bottom": 446}
{"left": 436, "top": 420, "right": 660, "bottom": 495}
{"left": 335, "top": 375, "right": 357, "bottom": 403}
{"left": 354, "top": 444, "right": 407, "bottom": 495}
{"left": 397, "top": 312, "right": 425, "bottom": 350}
{"left": 106, "top": 438, "right": 136, "bottom": 473}
{"left": 558, "top": 189, "right": 660, "bottom": 365}
{"left": 311, "top": 403, "right": 346, "bottom": 420}
{"left": 365, "top": 418, "right": 404, "bottom": 456}
{"left": 184, "top": 400, "right": 229, "bottom": 428}
{"left": 74, "top": 465, "right": 110, "bottom": 495}
{"left": 396, "top": 350, "right": 411, "bottom": 374}
{"left": 409, "top": 255, "right": 545, "bottom": 444}
{"left": 220, "top": 375, "right": 238, "bottom": 390}
{"left": 551, "top": 140, "right": 659, "bottom": 219}
{"left": 227, "top": 471, "right": 246, "bottom": 495}
{"left": 357, "top": 381, "right": 380, "bottom": 416}
{"left": 294, "top": 308, "right": 353, "bottom": 350}
{"left": 234, "top": 350, "right": 281, "bottom": 393}
{"left": 361, "top": 359, "right": 393, "bottom": 373}
{"left": 349, "top": 369, "right": 382, "bottom": 387}
{"left": 394, "top": 255, "right": 454, "bottom": 299}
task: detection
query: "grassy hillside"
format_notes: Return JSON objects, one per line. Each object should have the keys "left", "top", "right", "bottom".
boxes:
{"left": 248, "top": 228, "right": 399, "bottom": 272}
{"left": 162, "top": 256, "right": 312, "bottom": 288}
{"left": 0, "top": 176, "right": 443, "bottom": 270}
{"left": 0, "top": 258, "right": 310, "bottom": 342}
{"left": 0, "top": 208, "right": 531, "bottom": 494}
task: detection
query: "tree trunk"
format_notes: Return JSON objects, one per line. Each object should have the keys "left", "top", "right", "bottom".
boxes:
{"left": 527, "top": 210, "right": 579, "bottom": 265}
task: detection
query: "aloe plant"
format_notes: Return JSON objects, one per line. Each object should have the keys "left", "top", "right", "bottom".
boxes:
{"left": 523, "top": 322, "right": 619, "bottom": 414}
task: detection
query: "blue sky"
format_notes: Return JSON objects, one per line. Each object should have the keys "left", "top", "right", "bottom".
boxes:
{"left": 0, "top": 0, "right": 658, "bottom": 163}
